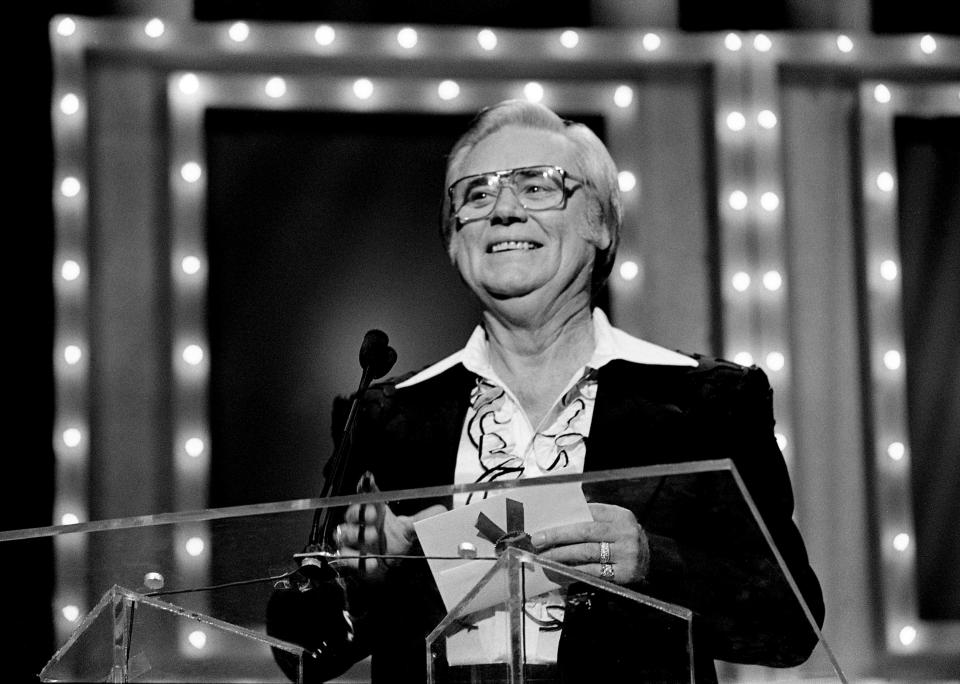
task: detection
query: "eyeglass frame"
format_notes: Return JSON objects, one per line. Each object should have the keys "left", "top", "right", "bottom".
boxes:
{"left": 447, "top": 165, "right": 585, "bottom": 227}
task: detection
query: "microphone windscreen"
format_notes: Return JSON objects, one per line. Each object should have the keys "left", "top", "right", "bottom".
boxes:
{"left": 358, "top": 329, "right": 389, "bottom": 369}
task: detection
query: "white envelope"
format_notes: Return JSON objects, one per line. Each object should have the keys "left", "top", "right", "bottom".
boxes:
{"left": 413, "top": 482, "right": 592, "bottom": 613}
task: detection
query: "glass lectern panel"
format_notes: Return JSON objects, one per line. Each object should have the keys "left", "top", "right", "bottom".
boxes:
{"left": 0, "top": 460, "right": 845, "bottom": 682}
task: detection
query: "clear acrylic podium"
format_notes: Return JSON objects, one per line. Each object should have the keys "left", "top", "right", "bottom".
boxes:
{"left": 38, "top": 584, "right": 309, "bottom": 683}
{"left": 1, "top": 459, "right": 846, "bottom": 682}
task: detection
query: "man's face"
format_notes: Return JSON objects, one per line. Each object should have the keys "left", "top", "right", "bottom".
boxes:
{"left": 448, "top": 125, "right": 610, "bottom": 311}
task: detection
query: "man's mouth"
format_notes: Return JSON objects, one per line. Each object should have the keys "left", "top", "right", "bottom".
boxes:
{"left": 487, "top": 240, "right": 542, "bottom": 254}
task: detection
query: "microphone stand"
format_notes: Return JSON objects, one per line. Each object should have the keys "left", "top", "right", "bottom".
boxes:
{"left": 305, "top": 341, "right": 395, "bottom": 560}
{"left": 265, "top": 330, "right": 396, "bottom": 681}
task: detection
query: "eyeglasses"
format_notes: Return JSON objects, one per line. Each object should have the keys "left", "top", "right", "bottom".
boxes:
{"left": 448, "top": 165, "right": 583, "bottom": 225}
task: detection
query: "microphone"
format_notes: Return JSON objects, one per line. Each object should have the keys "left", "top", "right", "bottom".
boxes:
{"left": 358, "top": 329, "right": 397, "bottom": 385}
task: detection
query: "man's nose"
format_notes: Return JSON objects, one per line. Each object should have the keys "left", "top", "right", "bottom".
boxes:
{"left": 488, "top": 185, "right": 527, "bottom": 225}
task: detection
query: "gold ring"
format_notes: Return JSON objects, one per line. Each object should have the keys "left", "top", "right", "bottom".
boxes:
{"left": 599, "top": 541, "right": 611, "bottom": 564}
{"left": 600, "top": 563, "right": 615, "bottom": 580}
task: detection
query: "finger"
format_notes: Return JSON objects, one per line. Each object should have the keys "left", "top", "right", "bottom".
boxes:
{"left": 531, "top": 521, "right": 613, "bottom": 550}
{"left": 587, "top": 502, "right": 631, "bottom": 522}
{"left": 537, "top": 542, "right": 604, "bottom": 566}
{"left": 336, "top": 546, "right": 383, "bottom": 576}
{"left": 581, "top": 563, "right": 619, "bottom": 584}
{"left": 336, "top": 523, "right": 379, "bottom": 549}
{"left": 344, "top": 503, "right": 381, "bottom": 525}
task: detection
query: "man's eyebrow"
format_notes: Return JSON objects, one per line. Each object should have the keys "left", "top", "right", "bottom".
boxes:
{"left": 462, "top": 174, "right": 496, "bottom": 187}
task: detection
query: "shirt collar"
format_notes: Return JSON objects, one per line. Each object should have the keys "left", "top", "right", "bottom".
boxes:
{"left": 396, "top": 308, "right": 697, "bottom": 389}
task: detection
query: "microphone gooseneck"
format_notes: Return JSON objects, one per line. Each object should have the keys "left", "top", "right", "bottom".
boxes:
{"left": 307, "top": 330, "right": 397, "bottom": 550}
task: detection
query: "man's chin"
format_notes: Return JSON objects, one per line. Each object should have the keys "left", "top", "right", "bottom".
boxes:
{"left": 485, "top": 283, "right": 541, "bottom": 301}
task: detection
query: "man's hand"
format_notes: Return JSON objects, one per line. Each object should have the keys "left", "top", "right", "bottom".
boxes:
{"left": 335, "top": 476, "right": 446, "bottom": 579}
{"left": 531, "top": 503, "right": 650, "bottom": 585}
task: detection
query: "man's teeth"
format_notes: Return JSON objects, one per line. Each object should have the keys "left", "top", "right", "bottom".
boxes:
{"left": 489, "top": 241, "right": 539, "bottom": 253}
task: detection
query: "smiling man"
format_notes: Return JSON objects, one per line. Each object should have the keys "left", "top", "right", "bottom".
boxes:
{"left": 268, "top": 100, "right": 824, "bottom": 683}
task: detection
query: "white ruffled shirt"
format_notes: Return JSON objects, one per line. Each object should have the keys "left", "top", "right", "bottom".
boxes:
{"left": 399, "top": 309, "right": 697, "bottom": 507}
{"left": 398, "top": 310, "right": 697, "bottom": 664}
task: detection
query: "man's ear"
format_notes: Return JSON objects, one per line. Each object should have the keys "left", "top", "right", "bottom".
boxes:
{"left": 583, "top": 204, "right": 612, "bottom": 251}
{"left": 447, "top": 230, "right": 461, "bottom": 264}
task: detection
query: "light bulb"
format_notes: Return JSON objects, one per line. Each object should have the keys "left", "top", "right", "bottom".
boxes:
{"left": 477, "top": 29, "right": 497, "bottom": 51}
{"left": 437, "top": 80, "right": 460, "bottom": 100}
{"left": 397, "top": 27, "right": 418, "bottom": 49}
{"left": 617, "top": 171, "right": 637, "bottom": 192}
{"left": 619, "top": 261, "right": 639, "bottom": 281}
{"left": 613, "top": 85, "right": 633, "bottom": 108}
{"left": 314, "top": 25, "right": 335, "bottom": 46}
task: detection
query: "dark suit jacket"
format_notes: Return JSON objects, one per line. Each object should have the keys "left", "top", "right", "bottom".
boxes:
{"left": 271, "top": 355, "right": 825, "bottom": 683}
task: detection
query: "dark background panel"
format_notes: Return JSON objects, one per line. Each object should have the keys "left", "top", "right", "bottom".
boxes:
{"left": 205, "top": 109, "right": 479, "bottom": 507}
{"left": 895, "top": 116, "right": 960, "bottom": 621}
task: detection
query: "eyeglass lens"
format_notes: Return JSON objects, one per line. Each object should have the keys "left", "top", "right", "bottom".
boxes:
{"left": 453, "top": 166, "right": 566, "bottom": 220}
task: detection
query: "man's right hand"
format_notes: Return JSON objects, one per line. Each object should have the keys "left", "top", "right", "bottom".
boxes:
{"left": 335, "top": 476, "right": 446, "bottom": 578}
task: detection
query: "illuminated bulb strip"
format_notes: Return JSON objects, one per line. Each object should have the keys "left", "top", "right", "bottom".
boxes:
{"left": 51, "top": 21, "right": 91, "bottom": 645}
{"left": 167, "top": 74, "right": 214, "bottom": 615}
{"left": 854, "top": 82, "right": 949, "bottom": 655}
